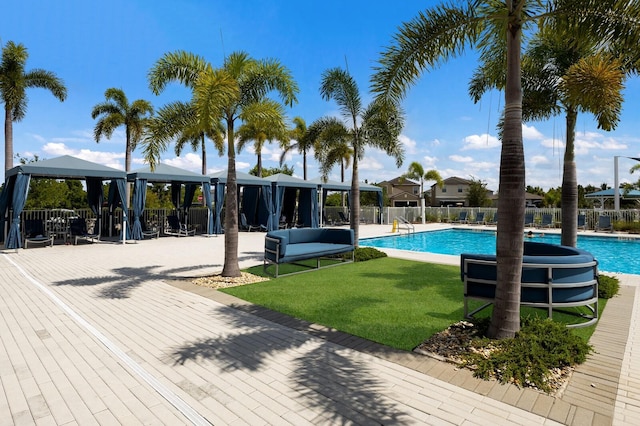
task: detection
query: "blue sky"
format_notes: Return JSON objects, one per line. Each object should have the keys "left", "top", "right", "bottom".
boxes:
{"left": 4, "top": 0, "right": 640, "bottom": 191}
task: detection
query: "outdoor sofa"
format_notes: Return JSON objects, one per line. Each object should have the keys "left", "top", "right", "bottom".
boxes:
{"left": 264, "top": 228, "right": 355, "bottom": 277}
{"left": 461, "top": 241, "right": 599, "bottom": 327}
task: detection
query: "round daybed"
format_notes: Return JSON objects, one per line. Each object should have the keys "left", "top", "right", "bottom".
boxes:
{"left": 460, "top": 241, "right": 599, "bottom": 328}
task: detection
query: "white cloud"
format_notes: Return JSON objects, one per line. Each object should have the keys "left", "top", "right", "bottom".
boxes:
{"left": 399, "top": 134, "right": 417, "bottom": 154}
{"left": 163, "top": 153, "right": 202, "bottom": 173}
{"left": 422, "top": 155, "right": 437, "bottom": 167}
{"left": 523, "top": 124, "right": 544, "bottom": 140}
{"left": 449, "top": 154, "right": 474, "bottom": 163}
{"left": 359, "top": 157, "right": 385, "bottom": 171}
{"left": 431, "top": 138, "right": 441, "bottom": 147}
{"left": 462, "top": 133, "right": 500, "bottom": 150}
{"left": 540, "top": 137, "right": 565, "bottom": 149}
{"left": 530, "top": 155, "right": 551, "bottom": 165}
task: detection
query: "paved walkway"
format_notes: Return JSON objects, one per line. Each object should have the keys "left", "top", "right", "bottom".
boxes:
{"left": 0, "top": 224, "right": 638, "bottom": 425}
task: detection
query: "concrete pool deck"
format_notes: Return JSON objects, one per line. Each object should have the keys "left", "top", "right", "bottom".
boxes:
{"left": 0, "top": 223, "right": 638, "bottom": 425}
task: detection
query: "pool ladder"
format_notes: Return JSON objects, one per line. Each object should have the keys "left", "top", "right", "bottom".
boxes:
{"left": 395, "top": 216, "right": 415, "bottom": 234}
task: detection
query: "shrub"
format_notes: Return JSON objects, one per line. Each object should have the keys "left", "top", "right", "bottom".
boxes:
{"left": 598, "top": 274, "right": 620, "bottom": 299}
{"left": 350, "top": 247, "right": 387, "bottom": 262}
{"left": 463, "top": 317, "right": 592, "bottom": 392}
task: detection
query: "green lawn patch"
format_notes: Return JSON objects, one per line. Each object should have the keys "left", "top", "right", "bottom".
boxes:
{"left": 221, "top": 257, "right": 605, "bottom": 351}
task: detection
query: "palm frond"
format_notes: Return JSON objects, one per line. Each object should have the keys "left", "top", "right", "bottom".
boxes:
{"left": 148, "top": 50, "right": 210, "bottom": 94}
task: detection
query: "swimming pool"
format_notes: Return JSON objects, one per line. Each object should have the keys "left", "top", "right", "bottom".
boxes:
{"left": 360, "top": 229, "right": 640, "bottom": 275}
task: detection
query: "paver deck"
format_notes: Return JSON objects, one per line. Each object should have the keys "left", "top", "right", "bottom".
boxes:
{"left": 1, "top": 224, "right": 638, "bottom": 425}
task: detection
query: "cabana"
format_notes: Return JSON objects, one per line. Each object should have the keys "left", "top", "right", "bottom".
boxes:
{"left": 308, "top": 177, "right": 384, "bottom": 225}
{"left": 265, "top": 173, "right": 319, "bottom": 229}
{"left": 209, "top": 170, "right": 271, "bottom": 234}
{"left": 127, "top": 163, "right": 208, "bottom": 239}
{"left": 585, "top": 188, "right": 640, "bottom": 209}
{"left": 0, "top": 155, "right": 128, "bottom": 249}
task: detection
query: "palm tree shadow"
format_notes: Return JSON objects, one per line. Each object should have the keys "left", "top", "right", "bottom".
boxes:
{"left": 168, "top": 306, "right": 409, "bottom": 422}
{"left": 51, "top": 263, "right": 220, "bottom": 299}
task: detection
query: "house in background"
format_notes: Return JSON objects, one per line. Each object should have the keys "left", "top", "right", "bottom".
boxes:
{"left": 429, "top": 176, "right": 478, "bottom": 206}
{"left": 378, "top": 177, "right": 421, "bottom": 207}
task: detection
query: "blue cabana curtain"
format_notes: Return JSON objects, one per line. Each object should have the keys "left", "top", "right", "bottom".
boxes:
{"left": 214, "top": 181, "right": 225, "bottom": 234}
{"left": 377, "top": 191, "right": 383, "bottom": 224}
{"left": 203, "top": 182, "right": 213, "bottom": 234}
{"left": 131, "top": 178, "right": 147, "bottom": 240}
{"left": 311, "top": 187, "right": 319, "bottom": 228}
{"left": 183, "top": 183, "right": 197, "bottom": 229}
{"left": 257, "top": 185, "right": 272, "bottom": 230}
{"left": 297, "top": 188, "right": 318, "bottom": 228}
{"left": 5, "top": 174, "right": 31, "bottom": 249}
{"left": 0, "top": 176, "right": 13, "bottom": 244}
{"left": 282, "top": 188, "right": 297, "bottom": 225}
{"left": 171, "top": 182, "right": 181, "bottom": 218}
{"left": 86, "top": 178, "right": 104, "bottom": 237}
{"left": 273, "top": 184, "right": 286, "bottom": 229}
{"left": 242, "top": 186, "right": 260, "bottom": 225}
{"left": 108, "top": 178, "right": 129, "bottom": 241}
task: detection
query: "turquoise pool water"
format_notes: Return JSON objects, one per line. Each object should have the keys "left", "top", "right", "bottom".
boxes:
{"left": 360, "top": 229, "right": 640, "bottom": 275}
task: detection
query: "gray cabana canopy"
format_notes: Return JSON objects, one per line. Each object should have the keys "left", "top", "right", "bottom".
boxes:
{"left": 127, "top": 163, "right": 209, "bottom": 238}
{"left": 1, "top": 155, "right": 128, "bottom": 248}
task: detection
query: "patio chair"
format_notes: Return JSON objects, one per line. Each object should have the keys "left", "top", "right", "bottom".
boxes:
{"left": 165, "top": 215, "right": 196, "bottom": 236}
{"left": 487, "top": 212, "right": 498, "bottom": 225}
{"left": 538, "top": 213, "right": 554, "bottom": 228}
{"left": 338, "top": 211, "right": 349, "bottom": 224}
{"left": 577, "top": 214, "right": 587, "bottom": 230}
{"left": 595, "top": 215, "right": 613, "bottom": 232}
{"left": 524, "top": 213, "right": 535, "bottom": 227}
{"left": 471, "top": 212, "right": 485, "bottom": 225}
{"left": 69, "top": 217, "right": 100, "bottom": 245}
{"left": 23, "top": 219, "right": 54, "bottom": 248}
{"left": 452, "top": 211, "right": 468, "bottom": 224}
{"left": 240, "top": 213, "right": 267, "bottom": 232}
{"left": 141, "top": 221, "right": 160, "bottom": 239}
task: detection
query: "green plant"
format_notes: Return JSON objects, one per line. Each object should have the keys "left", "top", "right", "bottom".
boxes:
{"left": 598, "top": 274, "right": 620, "bottom": 299}
{"left": 463, "top": 317, "right": 592, "bottom": 392}
{"left": 352, "top": 246, "right": 387, "bottom": 262}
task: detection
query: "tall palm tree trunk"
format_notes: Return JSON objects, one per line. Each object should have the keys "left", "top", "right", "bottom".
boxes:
{"left": 222, "top": 118, "right": 241, "bottom": 277}
{"left": 201, "top": 135, "right": 207, "bottom": 175}
{"left": 257, "top": 152, "right": 263, "bottom": 177}
{"left": 4, "top": 108, "right": 13, "bottom": 176}
{"left": 351, "top": 156, "right": 360, "bottom": 246}
{"left": 125, "top": 129, "right": 132, "bottom": 208}
{"left": 561, "top": 108, "right": 578, "bottom": 247}
{"left": 488, "top": 15, "right": 525, "bottom": 339}
{"left": 302, "top": 151, "right": 307, "bottom": 180}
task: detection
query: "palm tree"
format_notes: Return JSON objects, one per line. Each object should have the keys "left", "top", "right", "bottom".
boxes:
{"left": 470, "top": 22, "right": 636, "bottom": 248}
{"left": 280, "top": 116, "right": 315, "bottom": 180}
{"left": 143, "top": 100, "right": 225, "bottom": 175}
{"left": 311, "top": 117, "right": 353, "bottom": 183}
{"left": 1, "top": 41, "right": 67, "bottom": 177}
{"left": 371, "top": 0, "right": 637, "bottom": 339}
{"left": 318, "top": 68, "right": 405, "bottom": 244}
{"left": 237, "top": 99, "right": 289, "bottom": 177}
{"left": 404, "top": 162, "right": 443, "bottom": 223}
{"left": 91, "top": 88, "right": 154, "bottom": 174}
{"left": 148, "top": 50, "right": 298, "bottom": 277}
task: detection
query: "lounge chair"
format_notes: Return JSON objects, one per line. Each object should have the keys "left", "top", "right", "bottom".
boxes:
{"left": 487, "top": 212, "right": 498, "bottom": 225}
{"left": 577, "top": 214, "right": 587, "bottom": 230}
{"left": 240, "top": 213, "right": 267, "bottom": 232}
{"left": 141, "top": 222, "right": 160, "bottom": 239}
{"left": 595, "top": 215, "right": 613, "bottom": 232}
{"left": 538, "top": 213, "right": 554, "bottom": 228}
{"left": 69, "top": 217, "right": 100, "bottom": 245}
{"left": 471, "top": 212, "right": 485, "bottom": 225}
{"left": 524, "top": 213, "right": 535, "bottom": 227}
{"left": 23, "top": 219, "right": 54, "bottom": 248}
{"left": 452, "top": 211, "right": 468, "bottom": 224}
{"left": 165, "top": 215, "right": 196, "bottom": 236}
{"left": 338, "top": 211, "right": 349, "bottom": 224}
